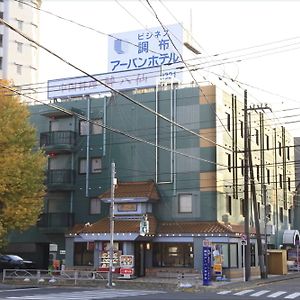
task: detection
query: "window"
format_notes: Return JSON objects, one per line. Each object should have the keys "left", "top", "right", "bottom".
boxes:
{"left": 178, "top": 194, "right": 192, "bottom": 213}
{"left": 0, "top": 35, "right": 3, "bottom": 47}
{"left": 212, "top": 243, "right": 238, "bottom": 268}
{"left": 226, "top": 153, "right": 231, "bottom": 172}
{"left": 92, "top": 119, "right": 103, "bottom": 134}
{"left": 266, "top": 204, "right": 272, "bottom": 221}
{"left": 79, "top": 120, "right": 89, "bottom": 136}
{"left": 255, "top": 129, "right": 259, "bottom": 145}
{"left": 266, "top": 134, "right": 269, "bottom": 150}
{"left": 74, "top": 242, "right": 94, "bottom": 266}
{"left": 117, "top": 203, "right": 137, "bottom": 212}
{"left": 287, "top": 146, "right": 290, "bottom": 160}
{"left": 288, "top": 208, "right": 292, "bottom": 224}
{"left": 240, "top": 120, "right": 243, "bottom": 138}
{"left": 91, "top": 157, "right": 102, "bottom": 173}
{"left": 79, "top": 158, "right": 87, "bottom": 174}
{"left": 0, "top": 57, "right": 2, "bottom": 70}
{"left": 240, "top": 199, "right": 244, "bottom": 216}
{"left": 266, "top": 168, "right": 270, "bottom": 185}
{"left": 90, "top": 198, "right": 101, "bottom": 214}
{"left": 257, "top": 202, "right": 261, "bottom": 219}
{"left": 16, "top": 64, "right": 22, "bottom": 75}
{"left": 79, "top": 157, "right": 102, "bottom": 174}
{"left": 288, "top": 177, "right": 291, "bottom": 191}
{"left": 226, "top": 112, "right": 231, "bottom": 131}
{"left": 250, "top": 243, "right": 256, "bottom": 266}
{"left": 17, "top": 19, "right": 23, "bottom": 30}
{"left": 279, "top": 207, "right": 284, "bottom": 223}
{"left": 256, "top": 165, "right": 260, "bottom": 181}
{"left": 278, "top": 141, "right": 282, "bottom": 156}
{"left": 153, "top": 243, "right": 193, "bottom": 267}
{"left": 80, "top": 119, "right": 103, "bottom": 135}
{"left": 240, "top": 159, "right": 244, "bottom": 176}
{"left": 279, "top": 174, "right": 283, "bottom": 188}
{"left": 16, "top": 41, "right": 23, "bottom": 52}
{"left": 226, "top": 195, "right": 232, "bottom": 215}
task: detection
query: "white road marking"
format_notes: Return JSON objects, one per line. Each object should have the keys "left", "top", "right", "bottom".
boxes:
{"left": 234, "top": 289, "right": 255, "bottom": 296}
{"left": 250, "top": 290, "right": 271, "bottom": 297}
{"left": 285, "top": 292, "right": 300, "bottom": 299}
{"left": 217, "top": 290, "right": 232, "bottom": 295}
{"left": 268, "top": 291, "right": 288, "bottom": 298}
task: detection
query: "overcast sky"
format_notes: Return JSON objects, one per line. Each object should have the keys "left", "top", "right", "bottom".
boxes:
{"left": 39, "top": 0, "right": 300, "bottom": 135}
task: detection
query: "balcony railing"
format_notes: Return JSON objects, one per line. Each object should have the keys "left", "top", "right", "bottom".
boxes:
{"left": 40, "top": 131, "right": 76, "bottom": 148}
{"left": 46, "top": 169, "right": 75, "bottom": 187}
{"left": 37, "top": 213, "right": 74, "bottom": 228}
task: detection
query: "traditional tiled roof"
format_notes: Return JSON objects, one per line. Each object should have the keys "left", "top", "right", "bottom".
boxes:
{"left": 73, "top": 214, "right": 157, "bottom": 235}
{"left": 157, "top": 221, "right": 235, "bottom": 234}
{"left": 69, "top": 217, "right": 255, "bottom": 236}
{"left": 99, "top": 180, "right": 160, "bottom": 202}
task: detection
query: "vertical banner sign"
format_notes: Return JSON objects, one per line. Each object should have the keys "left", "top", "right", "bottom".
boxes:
{"left": 202, "top": 239, "right": 212, "bottom": 286}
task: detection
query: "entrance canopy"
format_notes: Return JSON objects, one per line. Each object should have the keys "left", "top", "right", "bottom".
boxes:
{"left": 283, "top": 229, "right": 300, "bottom": 245}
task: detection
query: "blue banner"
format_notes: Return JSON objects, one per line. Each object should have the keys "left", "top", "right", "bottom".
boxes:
{"left": 203, "top": 246, "right": 212, "bottom": 286}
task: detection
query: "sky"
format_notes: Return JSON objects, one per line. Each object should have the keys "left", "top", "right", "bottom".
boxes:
{"left": 38, "top": 0, "right": 300, "bottom": 136}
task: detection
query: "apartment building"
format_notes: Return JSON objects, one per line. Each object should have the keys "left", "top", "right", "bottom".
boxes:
{"left": 7, "top": 77, "right": 296, "bottom": 276}
{"left": 0, "top": 0, "right": 41, "bottom": 91}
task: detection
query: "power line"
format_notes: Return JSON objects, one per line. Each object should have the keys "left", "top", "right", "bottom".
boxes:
{"left": 0, "top": 18, "right": 236, "bottom": 156}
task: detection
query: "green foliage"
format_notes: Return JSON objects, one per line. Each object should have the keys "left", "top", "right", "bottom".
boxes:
{"left": 0, "top": 81, "right": 46, "bottom": 247}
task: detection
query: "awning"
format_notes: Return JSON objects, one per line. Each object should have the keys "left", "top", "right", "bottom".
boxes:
{"left": 283, "top": 229, "right": 300, "bottom": 245}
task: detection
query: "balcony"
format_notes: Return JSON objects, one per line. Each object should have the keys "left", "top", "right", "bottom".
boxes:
{"left": 37, "top": 213, "right": 74, "bottom": 233}
{"left": 40, "top": 131, "right": 76, "bottom": 152}
{"left": 46, "top": 169, "right": 75, "bottom": 191}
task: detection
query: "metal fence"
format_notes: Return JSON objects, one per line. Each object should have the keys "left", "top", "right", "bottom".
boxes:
{"left": 2, "top": 269, "right": 106, "bottom": 285}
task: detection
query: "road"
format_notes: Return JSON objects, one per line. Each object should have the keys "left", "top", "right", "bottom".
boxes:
{"left": 1, "top": 278, "right": 300, "bottom": 300}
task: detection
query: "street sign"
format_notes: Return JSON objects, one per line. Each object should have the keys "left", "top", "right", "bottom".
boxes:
{"left": 241, "top": 240, "right": 247, "bottom": 246}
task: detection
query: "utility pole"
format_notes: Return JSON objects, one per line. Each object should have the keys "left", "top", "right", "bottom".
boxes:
{"left": 249, "top": 140, "right": 267, "bottom": 279}
{"left": 263, "top": 184, "right": 268, "bottom": 278}
{"left": 107, "top": 162, "right": 116, "bottom": 287}
{"left": 244, "top": 90, "right": 251, "bottom": 281}
{"left": 244, "top": 95, "right": 272, "bottom": 280}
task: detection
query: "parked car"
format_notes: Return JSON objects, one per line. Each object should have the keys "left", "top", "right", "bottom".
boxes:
{"left": 0, "top": 254, "right": 35, "bottom": 270}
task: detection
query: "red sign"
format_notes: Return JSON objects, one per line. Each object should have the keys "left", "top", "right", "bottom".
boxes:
{"left": 120, "top": 268, "right": 134, "bottom": 275}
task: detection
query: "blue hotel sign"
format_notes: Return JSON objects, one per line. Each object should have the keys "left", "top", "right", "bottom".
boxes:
{"left": 47, "top": 24, "right": 183, "bottom": 99}
{"left": 202, "top": 239, "right": 212, "bottom": 286}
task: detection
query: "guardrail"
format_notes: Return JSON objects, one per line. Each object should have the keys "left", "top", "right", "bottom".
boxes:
{"left": 2, "top": 269, "right": 106, "bottom": 285}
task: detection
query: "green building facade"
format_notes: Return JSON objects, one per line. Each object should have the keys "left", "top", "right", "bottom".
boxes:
{"left": 7, "top": 81, "right": 296, "bottom": 278}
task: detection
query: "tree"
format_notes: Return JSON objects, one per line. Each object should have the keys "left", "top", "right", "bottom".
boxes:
{"left": 0, "top": 80, "right": 46, "bottom": 247}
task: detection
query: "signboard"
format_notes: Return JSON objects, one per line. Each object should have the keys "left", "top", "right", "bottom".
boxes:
{"left": 120, "top": 255, "right": 134, "bottom": 279}
{"left": 47, "top": 24, "right": 183, "bottom": 99}
{"left": 120, "top": 255, "right": 134, "bottom": 268}
{"left": 202, "top": 241, "right": 212, "bottom": 286}
{"left": 108, "top": 24, "right": 183, "bottom": 83}
{"left": 120, "top": 268, "right": 134, "bottom": 275}
{"left": 213, "top": 263, "right": 222, "bottom": 276}
{"left": 140, "top": 215, "right": 149, "bottom": 236}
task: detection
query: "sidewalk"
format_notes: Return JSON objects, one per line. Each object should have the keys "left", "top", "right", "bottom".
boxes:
{"left": 1, "top": 271, "right": 300, "bottom": 292}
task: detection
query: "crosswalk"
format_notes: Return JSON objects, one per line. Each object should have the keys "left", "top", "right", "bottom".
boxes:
{"left": 3, "top": 289, "right": 165, "bottom": 300}
{"left": 217, "top": 289, "right": 300, "bottom": 299}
